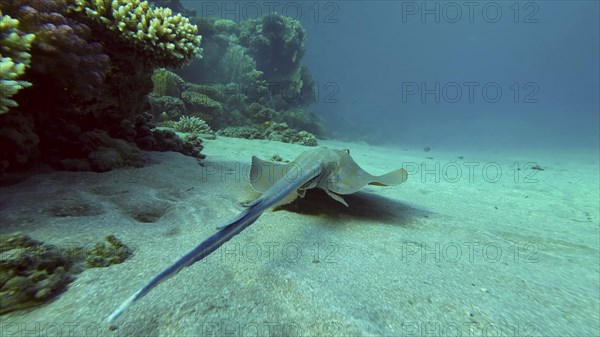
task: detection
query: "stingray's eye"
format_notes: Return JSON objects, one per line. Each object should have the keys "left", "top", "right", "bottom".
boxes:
{"left": 343, "top": 149, "right": 350, "bottom": 155}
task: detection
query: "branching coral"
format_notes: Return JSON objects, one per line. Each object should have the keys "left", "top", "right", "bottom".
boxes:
{"left": 181, "top": 90, "right": 223, "bottom": 115}
{"left": 148, "top": 0, "right": 196, "bottom": 17}
{"left": 0, "top": 0, "right": 205, "bottom": 172}
{"left": 1, "top": 0, "right": 110, "bottom": 101}
{"left": 171, "top": 115, "right": 213, "bottom": 134}
{"left": 0, "top": 10, "right": 35, "bottom": 114}
{"left": 69, "top": 0, "right": 202, "bottom": 67}
{"left": 152, "top": 68, "right": 185, "bottom": 97}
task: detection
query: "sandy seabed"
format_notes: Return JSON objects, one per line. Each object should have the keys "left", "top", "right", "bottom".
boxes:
{"left": 1, "top": 136, "right": 599, "bottom": 337}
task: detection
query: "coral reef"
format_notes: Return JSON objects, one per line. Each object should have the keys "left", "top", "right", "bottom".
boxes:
{"left": 213, "top": 19, "right": 239, "bottom": 35}
{"left": 275, "top": 108, "right": 323, "bottom": 137}
{"left": 150, "top": 60, "right": 321, "bottom": 144}
{"left": 148, "top": 93, "right": 186, "bottom": 121}
{"left": 0, "top": 0, "right": 204, "bottom": 172}
{"left": 221, "top": 44, "right": 256, "bottom": 83}
{"left": 170, "top": 116, "right": 213, "bottom": 134}
{"left": 86, "top": 235, "right": 132, "bottom": 268}
{"left": 79, "top": 129, "right": 145, "bottom": 172}
{"left": 148, "top": 0, "right": 196, "bottom": 18}
{"left": 152, "top": 68, "right": 186, "bottom": 97}
{"left": 244, "top": 102, "right": 275, "bottom": 124}
{"left": 3, "top": 6, "right": 320, "bottom": 170}
{"left": 173, "top": 12, "right": 317, "bottom": 122}
{"left": 0, "top": 233, "right": 81, "bottom": 314}
{"left": 217, "top": 126, "right": 264, "bottom": 140}
{"left": 0, "top": 112, "right": 39, "bottom": 171}
{"left": 0, "top": 232, "right": 132, "bottom": 314}
{"left": 264, "top": 122, "right": 318, "bottom": 146}
{"left": 0, "top": 10, "right": 35, "bottom": 114}
{"left": 69, "top": 0, "right": 202, "bottom": 67}
{"left": 2, "top": 0, "right": 111, "bottom": 101}
{"left": 181, "top": 91, "right": 223, "bottom": 115}
{"left": 152, "top": 129, "right": 205, "bottom": 159}
{"left": 217, "top": 122, "right": 318, "bottom": 146}
{"left": 133, "top": 113, "right": 206, "bottom": 159}
{"left": 185, "top": 82, "right": 226, "bottom": 102}
{"left": 239, "top": 13, "right": 305, "bottom": 81}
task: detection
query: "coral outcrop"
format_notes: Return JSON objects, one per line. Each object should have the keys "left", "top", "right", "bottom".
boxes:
{"left": 69, "top": 0, "right": 202, "bottom": 67}
{"left": 217, "top": 122, "right": 318, "bottom": 147}
{"left": 148, "top": 94, "right": 187, "bottom": 121}
{"left": 239, "top": 13, "right": 305, "bottom": 81}
{"left": 275, "top": 108, "right": 323, "bottom": 137}
{"left": 0, "top": 232, "right": 132, "bottom": 314}
{"left": 244, "top": 102, "right": 275, "bottom": 124}
{"left": 0, "top": 0, "right": 203, "bottom": 173}
{"left": 0, "top": 10, "right": 35, "bottom": 114}
{"left": 149, "top": 0, "right": 196, "bottom": 18}
{"left": 149, "top": 64, "right": 322, "bottom": 145}
{"left": 175, "top": 13, "right": 315, "bottom": 111}
{"left": 151, "top": 68, "right": 186, "bottom": 97}
{"left": 86, "top": 235, "right": 132, "bottom": 268}
{"left": 169, "top": 115, "right": 213, "bottom": 134}
{"left": 0, "top": 233, "right": 80, "bottom": 314}
{"left": 181, "top": 91, "right": 223, "bottom": 115}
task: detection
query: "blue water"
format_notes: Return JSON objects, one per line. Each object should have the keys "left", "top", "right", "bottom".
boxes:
{"left": 186, "top": 0, "right": 599, "bottom": 151}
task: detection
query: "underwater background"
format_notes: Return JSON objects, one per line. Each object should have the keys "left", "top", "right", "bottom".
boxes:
{"left": 1, "top": 1, "right": 599, "bottom": 336}
{"left": 290, "top": 0, "right": 599, "bottom": 151}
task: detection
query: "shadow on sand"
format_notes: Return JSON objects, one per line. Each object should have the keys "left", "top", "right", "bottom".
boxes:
{"left": 277, "top": 189, "right": 431, "bottom": 228}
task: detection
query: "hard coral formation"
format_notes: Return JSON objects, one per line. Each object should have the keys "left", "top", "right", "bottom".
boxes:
{"left": 0, "top": 233, "right": 80, "bottom": 314}
{"left": 194, "top": 13, "right": 311, "bottom": 110}
{"left": 185, "top": 82, "right": 226, "bottom": 102}
{"left": 217, "top": 122, "right": 318, "bottom": 147}
{"left": 86, "top": 235, "right": 132, "bottom": 268}
{"left": 150, "top": 64, "right": 322, "bottom": 145}
{"left": 0, "top": 10, "right": 34, "bottom": 114}
{"left": 0, "top": 232, "right": 132, "bottom": 314}
{"left": 0, "top": 0, "right": 204, "bottom": 172}
{"left": 213, "top": 19, "right": 239, "bottom": 35}
{"left": 148, "top": 93, "right": 186, "bottom": 121}
{"left": 171, "top": 116, "right": 213, "bottom": 134}
{"left": 3, "top": 0, "right": 110, "bottom": 101}
{"left": 0, "top": 111, "right": 39, "bottom": 171}
{"left": 79, "top": 129, "right": 145, "bottom": 172}
{"left": 244, "top": 102, "right": 275, "bottom": 124}
{"left": 264, "top": 122, "right": 318, "bottom": 146}
{"left": 239, "top": 13, "right": 305, "bottom": 80}
{"left": 181, "top": 89, "right": 225, "bottom": 128}
{"left": 150, "top": 128, "right": 206, "bottom": 159}
{"left": 151, "top": 68, "right": 186, "bottom": 97}
{"left": 171, "top": 12, "right": 318, "bottom": 128}
{"left": 69, "top": 0, "right": 202, "bottom": 67}
{"left": 276, "top": 108, "right": 323, "bottom": 137}
{"left": 149, "top": 0, "right": 196, "bottom": 18}
{"left": 217, "top": 126, "right": 264, "bottom": 140}
{"left": 181, "top": 90, "right": 223, "bottom": 115}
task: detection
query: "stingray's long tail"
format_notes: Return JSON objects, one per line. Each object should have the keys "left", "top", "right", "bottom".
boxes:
{"left": 106, "top": 206, "right": 262, "bottom": 325}
{"left": 107, "top": 164, "right": 321, "bottom": 326}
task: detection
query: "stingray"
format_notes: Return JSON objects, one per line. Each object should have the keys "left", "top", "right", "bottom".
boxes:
{"left": 107, "top": 147, "right": 407, "bottom": 325}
